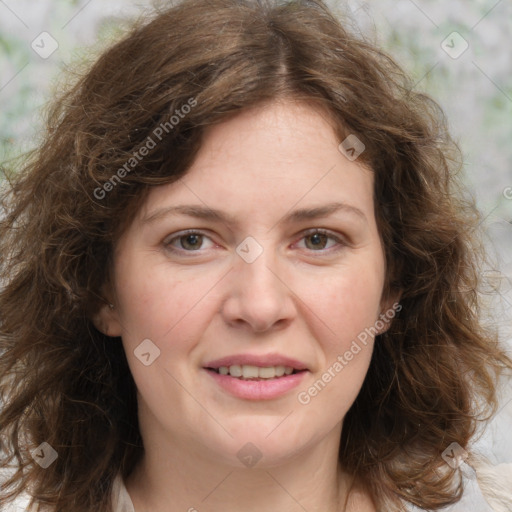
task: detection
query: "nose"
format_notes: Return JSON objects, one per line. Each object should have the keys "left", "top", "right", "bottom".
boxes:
{"left": 220, "top": 243, "right": 296, "bottom": 333}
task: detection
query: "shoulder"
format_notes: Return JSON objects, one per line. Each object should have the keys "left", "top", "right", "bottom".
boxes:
{"left": 0, "top": 493, "right": 31, "bottom": 512}
{"left": 112, "top": 473, "right": 135, "bottom": 512}
{"left": 345, "top": 462, "right": 504, "bottom": 512}
{"left": 407, "top": 462, "right": 499, "bottom": 512}
{"left": 0, "top": 473, "right": 131, "bottom": 512}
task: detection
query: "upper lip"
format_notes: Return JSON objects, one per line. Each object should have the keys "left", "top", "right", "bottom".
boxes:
{"left": 204, "top": 353, "right": 309, "bottom": 371}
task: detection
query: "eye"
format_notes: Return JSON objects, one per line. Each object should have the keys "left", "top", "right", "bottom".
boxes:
{"left": 164, "top": 230, "right": 216, "bottom": 253}
{"left": 163, "top": 228, "right": 347, "bottom": 256}
{"left": 295, "top": 229, "right": 346, "bottom": 252}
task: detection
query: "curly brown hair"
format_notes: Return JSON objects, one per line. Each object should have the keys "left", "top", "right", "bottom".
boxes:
{"left": 1, "top": 0, "right": 510, "bottom": 510}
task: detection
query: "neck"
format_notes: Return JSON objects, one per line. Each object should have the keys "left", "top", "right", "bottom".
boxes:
{"left": 125, "top": 423, "right": 354, "bottom": 512}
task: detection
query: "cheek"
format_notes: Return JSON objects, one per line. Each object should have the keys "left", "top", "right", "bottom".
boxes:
{"left": 114, "top": 253, "right": 219, "bottom": 352}
{"left": 296, "top": 266, "right": 382, "bottom": 413}
{"left": 302, "top": 261, "right": 384, "bottom": 350}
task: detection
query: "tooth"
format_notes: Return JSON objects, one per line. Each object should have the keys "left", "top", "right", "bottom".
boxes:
{"left": 242, "top": 365, "right": 259, "bottom": 379}
{"left": 220, "top": 364, "right": 298, "bottom": 378}
{"left": 259, "top": 366, "right": 276, "bottom": 379}
{"left": 229, "top": 365, "right": 242, "bottom": 377}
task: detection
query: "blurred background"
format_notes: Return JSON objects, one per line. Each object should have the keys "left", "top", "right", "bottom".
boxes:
{"left": 1, "top": 0, "right": 511, "bottom": 468}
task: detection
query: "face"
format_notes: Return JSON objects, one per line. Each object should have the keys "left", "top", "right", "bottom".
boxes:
{"left": 96, "top": 99, "right": 394, "bottom": 469}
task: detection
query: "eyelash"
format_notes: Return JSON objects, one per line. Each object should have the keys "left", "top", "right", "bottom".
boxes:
{"left": 163, "top": 228, "right": 347, "bottom": 256}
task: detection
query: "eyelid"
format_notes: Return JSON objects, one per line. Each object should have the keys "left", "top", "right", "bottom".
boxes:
{"left": 163, "top": 229, "right": 217, "bottom": 254}
{"left": 163, "top": 228, "right": 348, "bottom": 255}
{"left": 293, "top": 228, "right": 348, "bottom": 252}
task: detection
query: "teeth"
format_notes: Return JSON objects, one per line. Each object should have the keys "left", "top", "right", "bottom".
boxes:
{"left": 229, "top": 365, "right": 242, "bottom": 377}
{"left": 243, "top": 365, "right": 260, "bottom": 379}
{"left": 258, "top": 366, "right": 276, "bottom": 378}
{"left": 216, "top": 365, "right": 296, "bottom": 379}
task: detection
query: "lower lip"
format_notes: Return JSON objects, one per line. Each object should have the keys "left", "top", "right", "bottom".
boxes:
{"left": 204, "top": 369, "right": 307, "bottom": 400}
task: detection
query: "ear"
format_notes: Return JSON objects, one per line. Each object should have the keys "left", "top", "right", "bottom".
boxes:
{"left": 376, "top": 291, "right": 402, "bottom": 335}
{"left": 92, "top": 302, "right": 123, "bottom": 337}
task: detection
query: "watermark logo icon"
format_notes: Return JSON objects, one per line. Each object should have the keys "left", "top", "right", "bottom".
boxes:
{"left": 338, "top": 134, "right": 365, "bottom": 161}
{"left": 134, "top": 338, "right": 161, "bottom": 366}
{"left": 442, "top": 442, "right": 468, "bottom": 469}
{"left": 31, "top": 442, "right": 58, "bottom": 469}
{"left": 236, "top": 236, "right": 264, "bottom": 264}
{"left": 441, "top": 32, "right": 469, "bottom": 59}
{"left": 236, "top": 442, "right": 263, "bottom": 468}
{"left": 31, "top": 32, "right": 59, "bottom": 59}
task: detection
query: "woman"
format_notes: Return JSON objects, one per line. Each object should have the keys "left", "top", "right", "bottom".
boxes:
{"left": 1, "top": 0, "right": 510, "bottom": 511}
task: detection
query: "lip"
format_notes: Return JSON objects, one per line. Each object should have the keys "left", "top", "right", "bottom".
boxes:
{"left": 203, "top": 353, "right": 309, "bottom": 370}
{"left": 202, "top": 353, "right": 309, "bottom": 401}
{"left": 204, "top": 368, "right": 308, "bottom": 400}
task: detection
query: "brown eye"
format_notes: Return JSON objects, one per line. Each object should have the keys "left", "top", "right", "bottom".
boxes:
{"left": 304, "top": 232, "right": 329, "bottom": 250}
{"left": 179, "top": 233, "right": 204, "bottom": 250}
{"left": 296, "top": 229, "right": 346, "bottom": 253}
{"left": 164, "top": 230, "right": 215, "bottom": 253}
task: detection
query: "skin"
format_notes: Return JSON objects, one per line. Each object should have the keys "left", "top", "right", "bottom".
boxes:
{"left": 94, "top": 98, "right": 395, "bottom": 512}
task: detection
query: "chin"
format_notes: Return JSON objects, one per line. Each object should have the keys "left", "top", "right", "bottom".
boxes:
{"left": 203, "top": 425, "right": 311, "bottom": 469}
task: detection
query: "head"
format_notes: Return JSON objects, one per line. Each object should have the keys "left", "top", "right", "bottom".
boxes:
{"left": 1, "top": 0, "right": 510, "bottom": 511}
{"left": 92, "top": 96, "right": 396, "bottom": 471}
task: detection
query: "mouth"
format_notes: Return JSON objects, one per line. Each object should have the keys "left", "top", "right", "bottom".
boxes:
{"left": 205, "top": 365, "right": 305, "bottom": 380}
{"left": 202, "top": 354, "right": 309, "bottom": 400}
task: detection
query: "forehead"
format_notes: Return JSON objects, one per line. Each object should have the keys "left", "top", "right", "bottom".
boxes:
{"left": 137, "top": 99, "right": 375, "bottom": 227}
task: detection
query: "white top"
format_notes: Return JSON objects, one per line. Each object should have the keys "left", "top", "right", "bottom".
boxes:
{"left": 0, "top": 465, "right": 499, "bottom": 512}
{"left": 111, "top": 473, "right": 136, "bottom": 512}
{"left": 109, "top": 469, "right": 495, "bottom": 512}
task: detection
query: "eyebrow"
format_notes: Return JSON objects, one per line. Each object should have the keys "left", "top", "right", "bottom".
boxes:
{"left": 142, "top": 201, "right": 368, "bottom": 227}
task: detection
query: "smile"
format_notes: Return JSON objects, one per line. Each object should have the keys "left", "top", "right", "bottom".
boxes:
{"left": 203, "top": 355, "right": 309, "bottom": 400}
{"left": 209, "top": 365, "right": 300, "bottom": 380}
